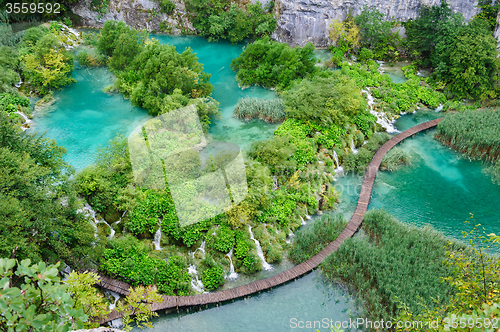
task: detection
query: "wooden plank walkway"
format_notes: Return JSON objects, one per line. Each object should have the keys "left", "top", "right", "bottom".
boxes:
{"left": 98, "top": 118, "right": 442, "bottom": 324}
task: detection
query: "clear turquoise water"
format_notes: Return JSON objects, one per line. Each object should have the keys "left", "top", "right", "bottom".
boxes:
{"left": 28, "top": 67, "right": 151, "bottom": 170}
{"left": 28, "top": 34, "right": 500, "bottom": 331}
{"left": 334, "top": 109, "right": 500, "bottom": 239}
{"left": 30, "top": 35, "right": 278, "bottom": 170}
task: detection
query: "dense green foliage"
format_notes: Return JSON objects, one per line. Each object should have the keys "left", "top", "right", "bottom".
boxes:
{"left": 341, "top": 61, "right": 446, "bottom": 115}
{"left": 97, "top": 21, "right": 219, "bottom": 125}
{"left": 342, "top": 132, "right": 391, "bottom": 174}
{"left": 380, "top": 146, "right": 412, "bottom": 171}
{"left": 157, "top": 0, "right": 176, "bottom": 14}
{"left": 354, "top": 6, "right": 401, "bottom": 61}
{"left": 0, "top": 112, "right": 95, "bottom": 263}
{"left": 0, "top": 259, "right": 87, "bottom": 331}
{"left": 288, "top": 214, "right": 346, "bottom": 263}
{"left": 321, "top": 210, "right": 463, "bottom": 322}
{"left": 436, "top": 109, "right": 500, "bottom": 184}
{"left": 231, "top": 37, "right": 316, "bottom": 89}
{"left": 405, "top": 2, "right": 499, "bottom": 100}
{"left": 233, "top": 97, "right": 285, "bottom": 122}
{"left": 186, "top": 0, "right": 276, "bottom": 43}
{"left": 201, "top": 266, "right": 224, "bottom": 290}
{"left": 101, "top": 235, "right": 191, "bottom": 295}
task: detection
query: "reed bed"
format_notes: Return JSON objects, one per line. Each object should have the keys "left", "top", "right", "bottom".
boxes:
{"left": 321, "top": 210, "right": 464, "bottom": 322}
{"left": 288, "top": 214, "right": 347, "bottom": 264}
{"left": 436, "top": 109, "right": 500, "bottom": 183}
{"left": 381, "top": 147, "right": 412, "bottom": 171}
{"left": 233, "top": 97, "right": 286, "bottom": 123}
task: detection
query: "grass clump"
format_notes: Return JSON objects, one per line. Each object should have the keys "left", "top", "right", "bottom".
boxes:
{"left": 436, "top": 109, "right": 500, "bottom": 184}
{"left": 321, "top": 209, "right": 463, "bottom": 323}
{"left": 234, "top": 97, "right": 286, "bottom": 123}
{"left": 342, "top": 132, "right": 391, "bottom": 174}
{"left": 289, "top": 214, "right": 347, "bottom": 264}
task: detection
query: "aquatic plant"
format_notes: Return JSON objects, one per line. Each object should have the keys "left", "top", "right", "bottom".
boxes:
{"left": 233, "top": 97, "right": 286, "bottom": 123}
{"left": 381, "top": 147, "right": 412, "bottom": 171}
{"left": 321, "top": 209, "right": 463, "bottom": 322}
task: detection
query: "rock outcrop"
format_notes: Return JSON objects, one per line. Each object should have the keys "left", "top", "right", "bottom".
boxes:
{"left": 272, "top": 0, "right": 480, "bottom": 47}
{"left": 72, "top": 0, "right": 195, "bottom": 34}
{"left": 72, "top": 0, "right": 480, "bottom": 47}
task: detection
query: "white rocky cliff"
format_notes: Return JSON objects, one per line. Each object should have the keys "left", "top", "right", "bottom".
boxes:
{"left": 272, "top": 0, "right": 479, "bottom": 47}
{"left": 72, "top": 0, "right": 480, "bottom": 47}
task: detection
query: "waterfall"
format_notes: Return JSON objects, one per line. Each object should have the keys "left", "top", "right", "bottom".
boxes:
{"left": 105, "top": 290, "right": 121, "bottom": 310}
{"left": 190, "top": 239, "right": 206, "bottom": 259}
{"left": 15, "top": 73, "right": 22, "bottom": 88}
{"left": 300, "top": 216, "right": 306, "bottom": 226}
{"left": 248, "top": 225, "right": 273, "bottom": 271}
{"left": 15, "top": 111, "right": 32, "bottom": 130}
{"left": 350, "top": 138, "right": 358, "bottom": 155}
{"left": 188, "top": 265, "right": 205, "bottom": 293}
{"left": 286, "top": 230, "right": 295, "bottom": 244}
{"left": 226, "top": 248, "right": 238, "bottom": 280}
{"left": 362, "top": 89, "right": 399, "bottom": 134}
{"left": 153, "top": 218, "right": 162, "bottom": 251}
{"left": 77, "top": 203, "right": 98, "bottom": 238}
{"left": 272, "top": 176, "right": 278, "bottom": 190}
{"left": 305, "top": 214, "right": 311, "bottom": 220}
{"left": 435, "top": 104, "right": 443, "bottom": 112}
{"left": 332, "top": 151, "right": 339, "bottom": 168}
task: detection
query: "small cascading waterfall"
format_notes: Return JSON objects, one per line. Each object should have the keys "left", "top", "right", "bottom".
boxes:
{"left": 77, "top": 203, "right": 98, "bottom": 238}
{"left": 435, "top": 104, "right": 443, "bottom": 112}
{"left": 361, "top": 88, "right": 399, "bottom": 134}
{"left": 105, "top": 290, "right": 121, "bottom": 310}
{"left": 286, "top": 230, "right": 295, "bottom": 244}
{"left": 332, "top": 150, "right": 344, "bottom": 175}
{"left": 226, "top": 248, "right": 238, "bottom": 280}
{"left": 350, "top": 138, "right": 358, "bottom": 155}
{"left": 153, "top": 218, "right": 162, "bottom": 251}
{"left": 305, "top": 214, "right": 311, "bottom": 220}
{"left": 188, "top": 265, "right": 205, "bottom": 293}
{"left": 272, "top": 175, "right": 278, "bottom": 190}
{"left": 300, "top": 216, "right": 306, "bottom": 226}
{"left": 189, "top": 239, "right": 206, "bottom": 259}
{"left": 108, "top": 211, "right": 126, "bottom": 240}
{"left": 248, "top": 225, "right": 273, "bottom": 271}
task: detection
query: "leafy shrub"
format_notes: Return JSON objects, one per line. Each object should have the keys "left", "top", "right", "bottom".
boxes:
{"left": 201, "top": 266, "right": 224, "bottom": 290}
{"left": 208, "top": 225, "right": 235, "bottom": 253}
{"left": 289, "top": 214, "right": 347, "bottom": 263}
{"left": 247, "top": 135, "right": 297, "bottom": 174}
{"left": 231, "top": 37, "right": 316, "bottom": 89}
{"left": 281, "top": 72, "right": 367, "bottom": 127}
{"left": 0, "top": 92, "right": 29, "bottom": 114}
{"left": 342, "top": 132, "right": 390, "bottom": 174}
{"left": 234, "top": 97, "right": 286, "bottom": 123}
{"left": 158, "top": 0, "right": 175, "bottom": 14}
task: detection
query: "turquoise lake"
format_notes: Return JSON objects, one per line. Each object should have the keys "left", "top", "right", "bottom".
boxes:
{"left": 27, "top": 34, "right": 500, "bottom": 331}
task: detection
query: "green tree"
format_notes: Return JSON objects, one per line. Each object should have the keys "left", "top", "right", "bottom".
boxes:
{"left": 21, "top": 33, "right": 75, "bottom": 94}
{"left": 328, "top": 14, "right": 360, "bottom": 55}
{"left": 65, "top": 271, "right": 111, "bottom": 328}
{"left": 0, "top": 258, "right": 87, "bottom": 331}
{"left": 230, "top": 37, "right": 316, "bottom": 89}
{"left": 117, "top": 285, "right": 163, "bottom": 331}
{"left": 0, "top": 111, "right": 95, "bottom": 263}
{"left": 434, "top": 19, "right": 499, "bottom": 100}
{"left": 404, "top": 1, "right": 464, "bottom": 67}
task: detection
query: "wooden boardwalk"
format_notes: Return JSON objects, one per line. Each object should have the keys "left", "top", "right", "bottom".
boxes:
{"left": 98, "top": 118, "right": 442, "bottom": 324}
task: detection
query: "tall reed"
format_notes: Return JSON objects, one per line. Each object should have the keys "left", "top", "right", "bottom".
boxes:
{"left": 234, "top": 97, "right": 286, "bottom": 123}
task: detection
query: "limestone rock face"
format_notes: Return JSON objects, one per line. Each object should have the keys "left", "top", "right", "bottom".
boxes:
{"left": 72, "top": 0, "right": 195, "bottom": 34}
{"left": 272, "top": 0, "right": 480, "bottom": 47}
